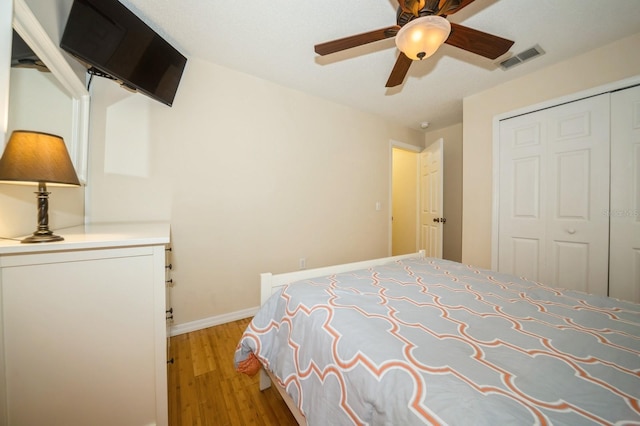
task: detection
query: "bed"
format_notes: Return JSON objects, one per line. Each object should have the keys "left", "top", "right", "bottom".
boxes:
{"left": 234, "top": 252, "right": 640, "bottom": 425}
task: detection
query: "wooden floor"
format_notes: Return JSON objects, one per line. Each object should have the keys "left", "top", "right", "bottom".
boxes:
{"left": 168, "top": 317, "right": 298, "bottom": 426}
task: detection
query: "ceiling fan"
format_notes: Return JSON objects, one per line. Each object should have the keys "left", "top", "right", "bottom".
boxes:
{"left": 314, "top": 0, "right": 514, "bottom": 88}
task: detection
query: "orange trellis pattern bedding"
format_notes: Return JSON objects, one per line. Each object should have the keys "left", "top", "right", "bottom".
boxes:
{"left": 235, "top": 257, "right": 640, "bottom": 425}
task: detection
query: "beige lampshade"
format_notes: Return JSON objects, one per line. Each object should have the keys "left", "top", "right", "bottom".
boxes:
{"left": 395, "top": 15, "right": 451, "bottom": 61}
{"left": 0, "top": 130, "right": 80, "bottom": 186}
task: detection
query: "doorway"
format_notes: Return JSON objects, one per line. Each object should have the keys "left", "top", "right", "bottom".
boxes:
{"left": 391, "top": 146, "right": 418, "bottom": 255}
{"left": 390, "top": 140, "right": 444, "bottom": 257}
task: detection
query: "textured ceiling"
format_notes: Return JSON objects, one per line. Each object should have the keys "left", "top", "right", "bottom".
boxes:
{"left": 118, "top": 0, "right": 640, "bottom": 131}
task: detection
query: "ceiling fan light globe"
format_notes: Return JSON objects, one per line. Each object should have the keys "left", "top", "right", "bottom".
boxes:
{"left": 395, "top": 15, "right": 451, "bottom": 60}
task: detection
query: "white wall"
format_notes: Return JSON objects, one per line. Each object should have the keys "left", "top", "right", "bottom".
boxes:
{"left": 424, "top": 123, "right": 462, "bottom": 262}
{"left": 462, "top": 32, "right": 640, "bottom": 269}
{"left": 86, "top": 57, "right": 424, "bottom": 326}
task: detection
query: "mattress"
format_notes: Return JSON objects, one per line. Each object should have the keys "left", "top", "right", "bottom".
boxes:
{"left": 235, "top": 257, "right": 640, "bottom": 425}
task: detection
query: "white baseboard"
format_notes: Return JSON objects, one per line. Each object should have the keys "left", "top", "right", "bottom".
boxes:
{"left": 169, "top": 306, "right": 259, "bottom": 337}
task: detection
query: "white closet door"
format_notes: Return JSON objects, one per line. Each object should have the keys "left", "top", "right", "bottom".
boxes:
{"left": 545, "top": 95, "right": 610, "bottom": 295}
{"left": 610, "top": 85, "right": 640, "bottom": 302}
{"left": 498, "top": 94, "right": 610, "bottom": 295}
{"left": 498, "top": 112, "right": 546, "bottom": 281}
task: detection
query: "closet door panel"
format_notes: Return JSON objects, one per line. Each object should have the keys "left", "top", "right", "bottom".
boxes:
{"left": 513, "top": 157, "right": 541, "bottom": 218}
{"left": 499, "top": 94, "right": 610, "bottom": 294}
{"left": 498, "top": 116, "right": 545, "bottom": 279}
{"left": 555, "top": 150, "right": 590, "bottom": 219}
{"left": 546, "top": 95, "right": 610, "bottom": 295}
{"left": 610, "top": 85, "right": 640, "bottom": 302}
{"left": 511, "top": 237, "right": 540, "bottom": 280}
{"left": 551, "top": 241, "right": 589, "bottom": 292}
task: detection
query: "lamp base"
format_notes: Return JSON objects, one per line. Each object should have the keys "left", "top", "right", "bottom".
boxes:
{"left": 21, "top": 230, "right": 64, "bottom": 244}
{"left": 20, "top": 182, "right": 65, "bottom": 243}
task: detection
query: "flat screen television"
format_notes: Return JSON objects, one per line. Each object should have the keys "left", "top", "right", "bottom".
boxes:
{"left": 60, "top": 0, "right": 187, "bottom": 107}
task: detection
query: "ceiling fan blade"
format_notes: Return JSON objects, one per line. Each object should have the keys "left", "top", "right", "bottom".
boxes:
{"left": 386, "top": 52, "right": 413, "bottom": 87}
{"left": 445, "top": 23, "right": 514, "bottom": 59}
{"left": 314, "top": 26, "right": 400, "bottom": 56}
{"left": 441, "top": 0, "right": 476, "bottom": 15}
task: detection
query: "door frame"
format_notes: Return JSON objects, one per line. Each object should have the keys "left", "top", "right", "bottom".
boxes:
{"left": 491, "top": 75, "right": 640, "bottom": 270}
{"left": 388, "top": 140, "right": 422, "bottom": 256}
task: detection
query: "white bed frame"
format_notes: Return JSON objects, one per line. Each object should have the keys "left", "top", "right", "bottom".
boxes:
{"left": 257, "top": 250, "right": 425, "bottom": 425}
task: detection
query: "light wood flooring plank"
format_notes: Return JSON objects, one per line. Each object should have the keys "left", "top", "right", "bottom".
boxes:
{"left": 168, "top": 318, "right": 298, "bottom": 426}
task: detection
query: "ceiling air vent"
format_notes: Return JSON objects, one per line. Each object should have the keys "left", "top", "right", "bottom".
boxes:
{"left": 499, "top": 44, "right": 545, "bottom": 70}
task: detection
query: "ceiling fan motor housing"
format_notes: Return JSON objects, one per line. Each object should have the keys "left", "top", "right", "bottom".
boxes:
{"left": 397, "top": 0, "right": 461, "bottom": 26}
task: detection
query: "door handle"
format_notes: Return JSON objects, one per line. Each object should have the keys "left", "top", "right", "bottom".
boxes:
{"left": 433, "top": 218, "right": 440, "bottom": 223}
{"left": 432, "top": 217, "right": 447, "bottom": 223}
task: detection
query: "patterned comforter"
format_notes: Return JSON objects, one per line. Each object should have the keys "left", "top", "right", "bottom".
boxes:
{"left": 234, "top": 257, "right": 640, "bottom": 425}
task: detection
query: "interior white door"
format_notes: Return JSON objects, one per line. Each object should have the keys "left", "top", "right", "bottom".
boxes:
{"left": 420, "top": 139, "right": 443, "bottom": 258}
{"left": 609, "top": 85, "right": 640, "bottom": 302}
{"left": 498, "top": 94, "right": 610, "bottom": 295}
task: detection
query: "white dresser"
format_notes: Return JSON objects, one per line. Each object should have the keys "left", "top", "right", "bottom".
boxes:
{"left": 0, "top": 223, "right": 170, "bottom": 426}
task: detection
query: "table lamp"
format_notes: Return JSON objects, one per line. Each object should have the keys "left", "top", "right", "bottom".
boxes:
{"left": 0, "top": 130, "right": 80, "bottom": 243}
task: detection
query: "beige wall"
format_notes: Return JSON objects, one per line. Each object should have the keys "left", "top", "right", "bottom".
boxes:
{"left": 424, "top": 123, "right": 462, "bottom": 262}
{"left": 87, "top": 57, "right": 424, "bottom": 326}
{"left": 462, "top": 32, "right": 640, "bottom": 268}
